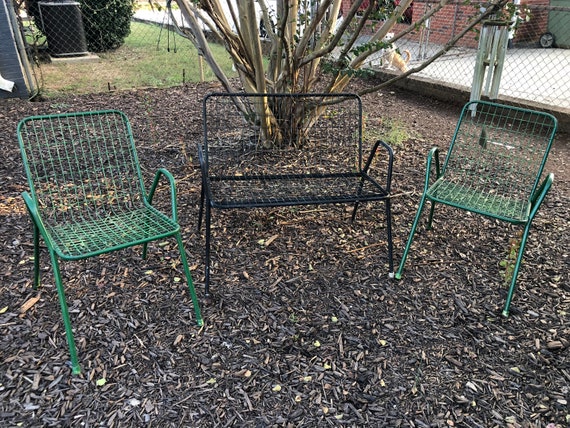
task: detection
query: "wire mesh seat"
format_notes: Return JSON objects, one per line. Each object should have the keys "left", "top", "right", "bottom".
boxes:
{"left": 17, "top": 110, "right": 203, "bottom": 374}
{"left": 395, "top": 100, "right": 558, "bottom": 316}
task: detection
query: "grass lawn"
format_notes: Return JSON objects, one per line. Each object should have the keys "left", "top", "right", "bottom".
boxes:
{"left": 39, "top": 21, "right": 236, "bottom": 97}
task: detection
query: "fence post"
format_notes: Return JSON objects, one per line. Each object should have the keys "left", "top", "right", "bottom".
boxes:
{"left": 470, "top": 20, "right": 510, "bottom": 113}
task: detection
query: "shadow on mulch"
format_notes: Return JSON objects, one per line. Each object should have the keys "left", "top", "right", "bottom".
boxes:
{"left": 0, "top": 83, "right": 568, "bottom": 427}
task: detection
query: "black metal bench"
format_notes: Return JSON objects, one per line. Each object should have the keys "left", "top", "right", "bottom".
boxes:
{"left": 198, "top": 92, "right": 394, "bottom": 295}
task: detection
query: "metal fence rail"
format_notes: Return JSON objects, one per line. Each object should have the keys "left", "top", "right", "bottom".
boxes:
{"left": 10, "top": 0, "right": 570, "bottom": 116}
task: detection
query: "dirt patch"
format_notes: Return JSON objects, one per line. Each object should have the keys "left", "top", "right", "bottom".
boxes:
{"left": 0, "top": 83, "right": 568, "bottom": 427}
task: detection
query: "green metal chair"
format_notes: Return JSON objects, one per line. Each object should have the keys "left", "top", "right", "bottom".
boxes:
{"left": 395, "top": 101, "right": 558, "bottom": 316}
{"left": 17, "top": 110, "right": 203, "bottom": 374}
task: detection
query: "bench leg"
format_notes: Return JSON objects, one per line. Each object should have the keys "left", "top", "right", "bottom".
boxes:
{"left": 350, "top": 201, "right": 360, "bottom": 223}
{"left": 204, "top": 203, "right": 211, "bottom": 297}
{"left": 385, "top": 197, "right": 394, "bottom": 276}
{"left": 351, "top": 198, "right": 394, "bottom": 276}
{"left": 198, "top": 185, "right": 205, "bottom": 232}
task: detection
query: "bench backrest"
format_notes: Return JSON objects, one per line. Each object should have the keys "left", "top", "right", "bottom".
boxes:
{"left": 443, "top": 101, "right": 557, "bottom": 204}
{"left": 202, "top": 93, "right": 364, "bottom": 179}
{"left": 17, "top": 110, "right": 145, "bottom": 226}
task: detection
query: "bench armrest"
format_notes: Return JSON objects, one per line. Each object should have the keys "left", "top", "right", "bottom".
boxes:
{"left": 364, "top": 140, "right": 394, "bottom": 193}
{"left": 198, "top": 143, "right": 211, "bottom": 194}
{"left": 147, "top": 168, "right": 178, "bottom": 222}
{"left": 198, "top": 144, "right": 206, "bottom": 175}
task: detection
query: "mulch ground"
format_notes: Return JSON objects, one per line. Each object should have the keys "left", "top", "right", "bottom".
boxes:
{"left": 0, "top": 82, "right": 568, "bottom": 428}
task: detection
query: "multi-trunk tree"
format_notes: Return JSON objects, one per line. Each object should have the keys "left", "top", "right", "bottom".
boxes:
{"left": 170, "top": 0, "right": 511, "bottom": 145}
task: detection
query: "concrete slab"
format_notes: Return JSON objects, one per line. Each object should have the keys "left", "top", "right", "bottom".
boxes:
{"left": 49, "top": 53, "right": 101, "bottom": 63}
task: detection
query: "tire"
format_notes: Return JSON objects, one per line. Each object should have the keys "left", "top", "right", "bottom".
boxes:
{"left": 539, "top": 32, "right": 555, "bottom": 48}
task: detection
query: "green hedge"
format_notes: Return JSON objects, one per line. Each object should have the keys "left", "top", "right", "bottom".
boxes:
{"left": 80, "top": 0, "right": 134, "bottom": 52}
{"left": 26, "top": 0, "right": 134, "bottom": 52}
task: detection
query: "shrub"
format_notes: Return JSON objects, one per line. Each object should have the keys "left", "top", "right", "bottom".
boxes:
{"left": 25, "top": 0, "right": 134, "bottom": 52}
{"left": 79, "top": 0, "right": 134, "bottom": 52}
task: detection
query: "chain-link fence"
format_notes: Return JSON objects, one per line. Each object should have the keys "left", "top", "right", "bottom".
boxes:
{"left": 9, "top": 0, "right": 570, "bottom": 116}
{"left": 389, "top": 0, "right": 570, "bottom": 112}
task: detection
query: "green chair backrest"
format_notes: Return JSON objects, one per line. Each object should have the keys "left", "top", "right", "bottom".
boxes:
{"left": 443, "top": 101, "right": 558, "bottom": 206}
{"left": 17, "top": 110, "right": 146, "bottom": 228}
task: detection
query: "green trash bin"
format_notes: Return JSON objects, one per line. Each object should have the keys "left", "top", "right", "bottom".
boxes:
{"left": 540, "top": 0, "right": 570, "bottom": 48}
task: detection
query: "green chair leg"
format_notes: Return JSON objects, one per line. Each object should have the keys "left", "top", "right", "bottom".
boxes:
{"left": 141, "top": 235, "right": 202, "bottom": 324}
{"left": 49, "top": 235, "right": 202, "bottom": 376}
{"left": 176, "top": 233, "right": 204, "bottom": 326}
{"left": 395, "top": 195, "right": 429, "bottom": 280}
{"left": 32, "top": 223, "right": 40, "bottom": 290}
{"left": 427, "top": 200, "right": 437, "bottom": 230}
{"left": 50, "top": 253, "right": 81, "bottom": 375}
{"left": 502, "top": 224, "right": 532, "bottom": 317}
{"left": 142, "top": 242, "right": 149, "bottom": 260}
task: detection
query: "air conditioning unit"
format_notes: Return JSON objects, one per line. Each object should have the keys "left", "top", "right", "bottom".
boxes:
{"left": 39, "top": 1, "right": 88, "bottom": 57}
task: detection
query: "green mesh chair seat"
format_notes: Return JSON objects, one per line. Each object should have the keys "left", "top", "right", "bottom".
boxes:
{"left": 428, "top": 179, "right": 530, "bottom": 222}
{"left": 46, "top": 207, "right": 178, "bottom": 259}
{"left": 18, "top": 110, "right": 203, "bottom": 374}
{"left": 396, "top": 101, "right": 557, "bottom": 316}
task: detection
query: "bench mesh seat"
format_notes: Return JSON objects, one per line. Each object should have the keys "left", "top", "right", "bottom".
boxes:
{"left": 210, "top": 173, "right": 388, "bottom": 208}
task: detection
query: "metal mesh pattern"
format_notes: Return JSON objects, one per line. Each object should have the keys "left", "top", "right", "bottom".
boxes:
{"left": 209, "top": 174, "right": 384, "bottom": 207}
{"left": 428, "top": 101, "right": 557, "bottom": 222}
{"left": 18, "top": 110, "right": 177, "bottom": 258}
{"left": 203, "top": 93, "right": 388, "bottom": 208}
{"left": 46, "top": 207, "right": 175, "bottom": 258}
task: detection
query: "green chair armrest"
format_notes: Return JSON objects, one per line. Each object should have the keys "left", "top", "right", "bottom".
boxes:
{"left": 424, "top": 147, "right": 441, "bottom": 192}
{"left": 147, "top": 168, "right": 178, "bottom": 222}
{"left": 529, "top": 173, "right": 554, "bottom": 219}
{"left": 22, "top": 191, "right": 46, "bottom": 232}
{"left": 22, "top": 191, "right": 38, "bottom": 216}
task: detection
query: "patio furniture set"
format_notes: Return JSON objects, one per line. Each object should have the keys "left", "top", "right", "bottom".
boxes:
{"left": 16, "top": 92, "right": 557, "bottom": 373}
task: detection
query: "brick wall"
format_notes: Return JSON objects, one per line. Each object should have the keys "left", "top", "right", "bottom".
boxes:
{"left": 516, "top": 1, "right": 550, "bottom": 44}
{"left": 341, "top": 0, "right": 551, "bottom": 48}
